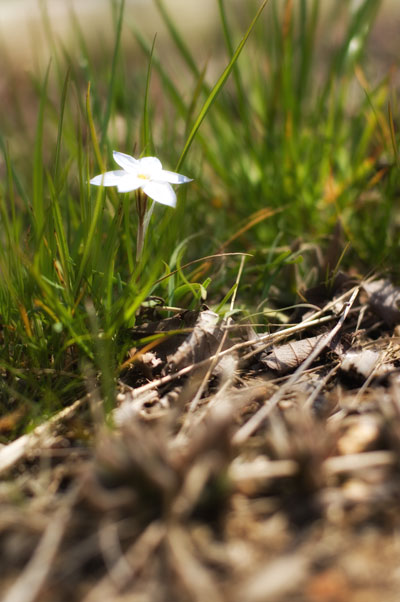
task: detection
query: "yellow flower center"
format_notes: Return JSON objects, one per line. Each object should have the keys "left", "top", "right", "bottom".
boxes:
{"left": 138, "top": 173, "right": 150, "bottom": 180}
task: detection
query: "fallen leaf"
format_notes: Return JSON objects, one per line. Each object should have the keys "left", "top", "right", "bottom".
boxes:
{"left": 166, "top": 310, "right": 224, "bottom": 373}
{"left": 363, "top": 279, "right": 400, "bottom": 326}
{"left": 264, "top": 333, "right": 342, "bottom": 375}
{"left": 340, "top": 348, "right": 393, "bottom": 379}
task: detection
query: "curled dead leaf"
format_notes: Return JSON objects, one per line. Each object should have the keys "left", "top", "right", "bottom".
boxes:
{"left": 166, "top": 310, "right": 225, "bottom": 373}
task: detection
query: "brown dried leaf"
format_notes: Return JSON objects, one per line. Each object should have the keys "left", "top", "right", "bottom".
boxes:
{"left": 166, "top": 310, "right": 223, "bottom": 373}
{"left": 340, "top": 348, "right": 386, "bottom": 379}
{"left": 363, "top": 279, "right": 400, "bottom": 326}
{"left": 264, "top": 333, "right": 341, "bottom": 375}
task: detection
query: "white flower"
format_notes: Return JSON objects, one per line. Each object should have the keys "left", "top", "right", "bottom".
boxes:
{"left": 90, "top": 151, "right": 192, "bottom": 207}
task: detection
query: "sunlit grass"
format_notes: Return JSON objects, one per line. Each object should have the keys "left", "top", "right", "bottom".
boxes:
{"left": 0, "top": 0, "right": 398, "bottom": 434}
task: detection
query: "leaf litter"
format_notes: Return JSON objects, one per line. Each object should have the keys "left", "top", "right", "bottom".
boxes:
{"left": 3, "top": 275, "right": 400, "bottom": 600}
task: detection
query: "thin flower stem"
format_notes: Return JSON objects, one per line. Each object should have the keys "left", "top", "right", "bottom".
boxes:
{"left": 143, "top": 200, "right": 155, "bottom": 239}
{"left": 136, "top": 189, "right": 148, "bottom": 262}
{"left": 136, "top": 218, "right": 144, "bottom": 262}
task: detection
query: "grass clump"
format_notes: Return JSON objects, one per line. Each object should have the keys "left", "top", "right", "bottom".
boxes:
{"left": 0, "top": 0, "right": 398, "bottom": 433}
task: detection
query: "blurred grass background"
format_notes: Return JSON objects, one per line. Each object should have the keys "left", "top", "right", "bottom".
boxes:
{"left": 0, "top": 0, "right": 400, "bottom": 433}
{"left": 2, "top": 1, "right": 399, "bottom": 72}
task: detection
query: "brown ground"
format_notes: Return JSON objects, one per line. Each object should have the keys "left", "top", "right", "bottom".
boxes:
{"left": 2, "top": 274, "right": 400, "bottom": 601}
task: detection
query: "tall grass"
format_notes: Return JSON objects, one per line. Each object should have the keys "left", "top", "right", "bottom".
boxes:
{"left": 0, "top": 0, "right": 398, "bottom": 433}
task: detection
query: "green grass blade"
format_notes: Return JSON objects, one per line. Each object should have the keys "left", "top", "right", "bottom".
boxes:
{"left": 46, "top": 172, "right": 72, "bottom": 299}
{"left": 154, "top": 0, "right": 202, "bottom": 80}
{"left": 214, "top": 282, "right": 238, "bottom": 314}
{"left": 0, "top": 135, "right": 29, "bottom": 208}
{"left": 141, "top": 35, "right": 156, "bottom": 156}
{"left": 74, "top": 185, "right": 104, "bottom": 297}
{"left": 184, "top": 60, "right": 208, "bottom": 135}
{"left": 39, "top": 0, "right": 62, "bottom": 83}
{"left": 86, "top": 82, "right": 104, "bottom": 173}
{"left": 32, "top": 61, "right": 51, "bottom": 242}
{"left": 101, "top": 0, "right": 125, "bottom": 145}
{"left": 388, "top": 101, "right": 400, "bottom": 169}
{"left": 217, "top": 0, "right": 250, "bottom": 133}
{"left": 295, "top": 0, "right": 319, "bottom": 118}
{"left": 54, "top": 68, "right": 70, "bottom": 183}
{"left": 133, "top": 26, "right": 216, "bottom": 164}
{"left": 132, "top": 27, "right": 187, "bottom": 117}
{"left": 176, "top": 0, "right": 269, "bottom": 171}
{"left": 3, "top": 141, "right": 16, "bottom": 235}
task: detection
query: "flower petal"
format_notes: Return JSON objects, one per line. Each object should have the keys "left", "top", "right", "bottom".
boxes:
{"left": 142, "top": 181, "right": 176, "bottom": 207}
{"left": 116, "top": 178, "right": 143, "bottom": 193}
{"left": 90, "top": 170, "right": 142, "bottom": 192}
{"left": 90, "top": 170, "right": 126, "bottom": 186}
{"left": 158, "top": 169, "right": 193, "bottom": 184}
{"left": 137, "top": 156, "right": 163, "bottom": 174}
{"left": 113, "top": 151, "right": 139, "bottom": 174}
